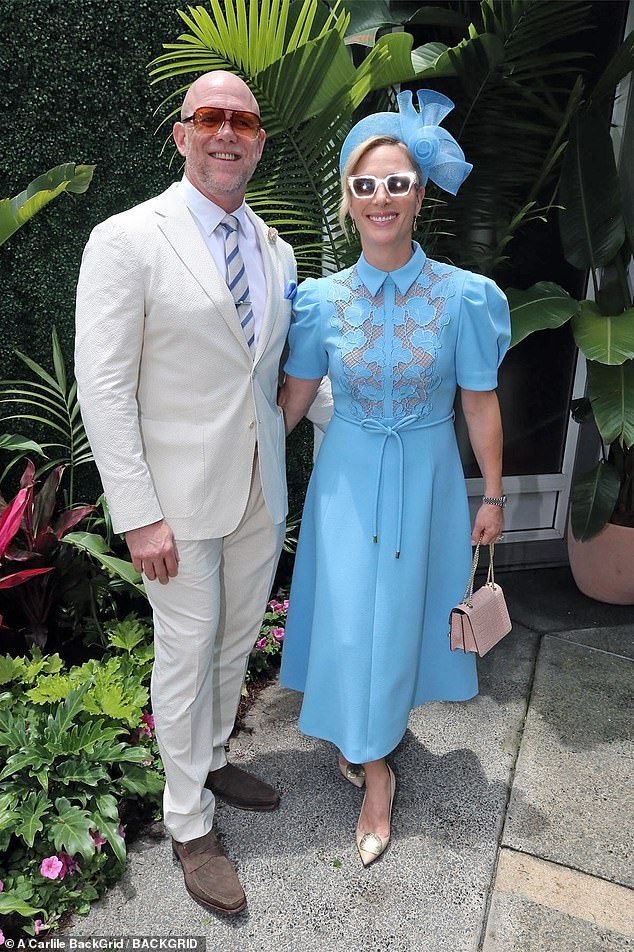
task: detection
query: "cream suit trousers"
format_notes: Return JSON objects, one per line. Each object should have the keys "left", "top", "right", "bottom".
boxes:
{"left": 144, "top": 458, "right": 284, "bottom": 842}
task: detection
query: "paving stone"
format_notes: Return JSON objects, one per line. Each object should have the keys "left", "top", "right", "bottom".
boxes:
{"left": 552, "top": 626, "right": 634, "bottom": 661}
{"left": 483, "top": 848, "right": 633, "bottom": 952}
{"left": 499, "top": 567, "right": 634, "bottom": 633}
{"left": 503, "top": 636, "right": 634, "bottom": 888}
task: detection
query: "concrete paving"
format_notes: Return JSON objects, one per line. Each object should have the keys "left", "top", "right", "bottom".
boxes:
{"left": 69, "top": 567, "right": 633, "bottom": 951}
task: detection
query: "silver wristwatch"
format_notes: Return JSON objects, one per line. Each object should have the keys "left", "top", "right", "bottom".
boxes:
{"left": 482, "top": 494, "right": 507, "bottom": 508}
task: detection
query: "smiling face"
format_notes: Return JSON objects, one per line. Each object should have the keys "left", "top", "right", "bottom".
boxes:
{"left": 173, "top": 71, "right": 266, "bottom": 212}
{"left": 348, "top": 142, "right": 424, "bottom": 270}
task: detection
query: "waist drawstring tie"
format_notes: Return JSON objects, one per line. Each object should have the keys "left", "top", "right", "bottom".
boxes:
{"left": 334, "top": 410, "right": 455, "bottom": 558}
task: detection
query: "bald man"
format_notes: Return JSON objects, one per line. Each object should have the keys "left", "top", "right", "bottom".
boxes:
{"left": 75, "top": 72, "right": 298, "bottom": 915}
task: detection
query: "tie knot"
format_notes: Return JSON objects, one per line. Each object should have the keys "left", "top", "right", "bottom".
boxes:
{"left": 220, "top": 214, "right": 239, "bottom": 235}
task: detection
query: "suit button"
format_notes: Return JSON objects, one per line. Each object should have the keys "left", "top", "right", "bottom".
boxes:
{"left": 248, "top": 421, "right": 255, "bottom": 429}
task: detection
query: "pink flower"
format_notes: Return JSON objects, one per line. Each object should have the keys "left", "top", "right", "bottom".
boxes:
{"left": 282, "top": 599, "right": 289, "bottom": 610}
{"left": 271, "top": 627, "right": 285, "bottom": 642}
{"left": 58, "top": 852, "right": 78, "bottom": 879}
{"left": 255, "top": 637, "right": 268, "bottom": 650}
{"left": 34, "top": 920, "right": 44, "bottom": 935}
{"left": 0, "top": 928, "right": 5, "bottom": 945}
{"left": 91, "top": 830, "right": 107, "bottom": 852}
{"left": 117, "top": 821, "right": 126, "bottom": 839}
{"left": 140, "top": 711, "right": 155, "bottom": 736}
{"left": 142, "top": 759, "right": 153, "bottom": 766}
{"left": 40, "top": 855, "right": 63, "bottom": 879}
{"left": 268, "top": 599, "right": 283, "bottom": 612}
{"left": 0, "top": 879, "right": 3, "bottom": 891}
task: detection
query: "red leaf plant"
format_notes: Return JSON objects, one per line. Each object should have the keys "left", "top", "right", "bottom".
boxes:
{"left": 0, "top": 461, "right": 94, "bottom": 646}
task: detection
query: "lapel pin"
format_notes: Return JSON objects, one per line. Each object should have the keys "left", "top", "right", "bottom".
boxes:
{"left": 267, "top": 227, "right": 278, "bottom": 243}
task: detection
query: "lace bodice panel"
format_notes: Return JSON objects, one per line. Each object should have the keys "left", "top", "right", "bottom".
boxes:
{"left": 327, "top": 259, "right": 456, "bottom": 421}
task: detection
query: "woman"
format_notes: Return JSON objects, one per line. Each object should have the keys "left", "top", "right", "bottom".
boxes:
{"left": 278, "top": 90, "right": 510, "bottom": 867}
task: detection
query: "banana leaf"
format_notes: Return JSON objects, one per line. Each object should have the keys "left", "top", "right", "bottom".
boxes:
{"left": 586, "top": 359, "right": 634, "bottom": 448}
{"left": 0, "top": 164, "right": 95, "bottom": 246}
{"left": 572, "top": 302, "right": 634, "bottom": 365}
{"left": 559, "top": 105, "right": 626, "bottom": 272}
{"left": 570, "top": 459, "right": 621, "bottom": 541}
{"left": 506, "top": 282, "right": 579, "bottom": 347}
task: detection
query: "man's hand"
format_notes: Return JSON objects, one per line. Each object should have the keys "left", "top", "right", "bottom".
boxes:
{"left": 126, "top": 519, "right": 179, "bottom": 584}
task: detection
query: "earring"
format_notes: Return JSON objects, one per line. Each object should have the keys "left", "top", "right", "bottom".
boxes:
{"left": 413, "top": 214, "right": 419, "bottom": 231}
{"left": 351, "top": 219, "right": 357, "bottom": 235}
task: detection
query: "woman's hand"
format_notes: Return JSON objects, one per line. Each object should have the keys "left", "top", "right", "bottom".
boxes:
{"left": 471, "top": 503, "right": 504, "bottom": 545}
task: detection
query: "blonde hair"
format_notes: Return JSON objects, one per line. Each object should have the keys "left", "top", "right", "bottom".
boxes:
{"left": 338, "top": 136, "right": 418, "bottom": 234}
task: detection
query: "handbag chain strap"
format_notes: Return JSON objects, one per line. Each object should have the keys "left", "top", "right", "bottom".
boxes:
{"left": 462, "top": 540, "right": 496, "bottom": 605}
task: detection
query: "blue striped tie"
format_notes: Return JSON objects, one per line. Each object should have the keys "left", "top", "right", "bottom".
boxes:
{"left": 219, "top": 214, "right": 255, "bottom": 353}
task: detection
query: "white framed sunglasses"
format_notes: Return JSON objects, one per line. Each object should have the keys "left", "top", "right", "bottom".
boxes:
{"left": 347, "top": 170, "right": 419, "bottom": 199}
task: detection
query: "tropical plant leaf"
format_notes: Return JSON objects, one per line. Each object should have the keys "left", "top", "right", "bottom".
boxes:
{"left": 149, "top": 0, "right": 432, "bottom": 278}
{"left": 587, "top": 359, "right": 634, "bottom": 448}
{"left": 0, "top": 892, "right": 44, "bottom": 916}
{"left": 570, "top": 460, "right": 621, "bottom": 540}
{"left": 0, "top": 708, "right": 30, "bottom": 748}
{"left": 0, "top": 433, "right": 46, "bottom": 456}
{"left": 415, "top": 0, "right": 592, "bottom": 272}
{"left": 559, "top": 104, "right": 626, "bottom": 272}
{"left": 0, "top": 330, "right": 92, "bottom": 500}
{"left": 0, "top": 792, "right": 19, "bottom": 830}
{"left": 107, "top": 616, "right": 148, "bottom": 652}
{"left": 96, "top": 793, "right": 120, "bottom": 820}
{"left": 118, "top": 763, "right": 165, "bottom": 797}
{"left": 44, "top": 682, "right": 92, "bottom": 749}
{"left": 51, "top": 759, "right": 110, "bottom": 787}
{"left": 94, "top": 812, "right": 127, "bottom": 864}
{"left": 572, "top": 302, "right": 634, "bottom": 365}
{"left": 50, "top": 796, "right": 96, "bottom": 860}
{"left": 0, "top": 164, "right": 95, "bottom": 246}
{"left": 25, "top": 674, "right": 74, "bottom": 704}
{"left": 0, "top": 654, "right": 22, "bottom": 687}
{"left": 15, "top": 790, "right": 50, "bottom": 847}
{"left": 62, "top": 531, "right": 144, "bottom": 593}
{"left": 590, "top": 29, "right": 634, "bottom": 105}
{"left": 507, "top": 281, "right": 579, "bottom": 347}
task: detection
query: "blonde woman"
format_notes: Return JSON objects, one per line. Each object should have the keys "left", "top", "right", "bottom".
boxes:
{"left": 278, "top": 90, "right": 510, "bottom": 866}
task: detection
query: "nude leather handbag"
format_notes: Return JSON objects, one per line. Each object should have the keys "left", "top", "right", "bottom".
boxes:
{"left": 449, "top": 542, "right": 512, "bottom": 656}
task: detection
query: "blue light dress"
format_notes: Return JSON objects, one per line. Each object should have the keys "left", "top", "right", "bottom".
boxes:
{"left": 280, "top": 243, "right": 510, "bottom": 763}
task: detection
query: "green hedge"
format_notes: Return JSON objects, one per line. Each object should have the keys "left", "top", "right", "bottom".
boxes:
{"left": 0, "top": 0, "right": 311, "bottom": 514}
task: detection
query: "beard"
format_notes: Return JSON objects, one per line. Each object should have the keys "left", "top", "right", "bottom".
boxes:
{"left": 187, "top": 153, "right": 259, "bottom": 202}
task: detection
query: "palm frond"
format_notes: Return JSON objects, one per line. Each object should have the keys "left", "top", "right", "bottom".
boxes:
{"left": 149, "top": 0, "right": 425, "bottom": 277}
{"left": 417, "top": 0, "right": 593, "bottom": 273}
{"left": 0, "top": 330, "right": 92, "bottom": 504}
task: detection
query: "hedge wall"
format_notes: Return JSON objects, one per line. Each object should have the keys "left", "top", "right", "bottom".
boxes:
{"left": 0, "top": 0, "right": 314, "bottom": 514}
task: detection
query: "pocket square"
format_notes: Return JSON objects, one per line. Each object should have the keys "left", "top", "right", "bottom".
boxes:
{"left": 284, "top": 280, "right": 298, "bottom": 301}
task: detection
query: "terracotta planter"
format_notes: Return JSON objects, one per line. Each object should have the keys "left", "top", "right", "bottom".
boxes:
{"left": 567, "top": 520, "right": 634, "bottom": 605}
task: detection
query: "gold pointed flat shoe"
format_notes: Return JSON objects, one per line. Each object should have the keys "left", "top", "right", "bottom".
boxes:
{"left": 338, "top": 754, "right": 365, "bottom": 788}
{"left": 356, "top": 764, "right": 396, "bottom": 867}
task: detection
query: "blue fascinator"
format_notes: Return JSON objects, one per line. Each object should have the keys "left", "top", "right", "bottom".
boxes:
{"left": 339, "top": 89, "right": 472, "bottom": 196}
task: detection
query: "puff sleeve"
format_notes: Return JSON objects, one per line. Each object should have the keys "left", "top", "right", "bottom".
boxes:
{"left": 284, "top": 278, "right": 328, "bottom": 380}
{"left": 455, "top": 273, "right": 511, "bottom": 390}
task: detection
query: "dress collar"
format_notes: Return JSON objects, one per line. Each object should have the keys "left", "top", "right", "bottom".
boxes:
{"left": 356, "top": 242, "right": 427, "bottom": 296}
{"left": 179, "top": 175, "right": 248, "bottom": 236}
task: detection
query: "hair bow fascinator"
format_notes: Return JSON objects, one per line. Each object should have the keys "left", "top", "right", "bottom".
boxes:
{"left": 339, "top": 89, "right": 472, "bottom": 196}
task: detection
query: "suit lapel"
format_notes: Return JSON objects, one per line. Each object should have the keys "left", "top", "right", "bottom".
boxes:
{"left": 154, "top": 184, "right": 251, "bottom": 356}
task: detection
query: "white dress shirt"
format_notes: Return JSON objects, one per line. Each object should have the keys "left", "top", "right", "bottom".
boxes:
{"left": 179, "top": 175, "right": 267, "bottom": 344}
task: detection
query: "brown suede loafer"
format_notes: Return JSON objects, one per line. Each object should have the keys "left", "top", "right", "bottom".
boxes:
{"left": 172, "top": 830, "right": 246, "bottom": 916}
{"left": 205, "top": 762, "right": 281, "bottom": 811}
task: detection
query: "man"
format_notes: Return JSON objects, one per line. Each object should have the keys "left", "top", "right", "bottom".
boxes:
{"left": 75, "top": 71, "right": 297, "bottom": 916}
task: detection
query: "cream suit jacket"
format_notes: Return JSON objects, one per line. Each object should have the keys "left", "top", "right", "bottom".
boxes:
{"left": 75, "top": 183, "right": 297, "bottom": 539}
